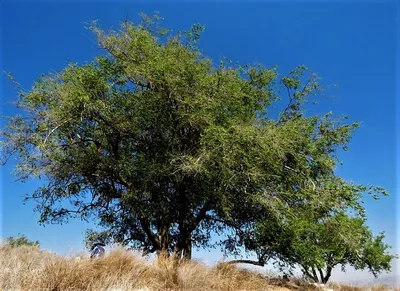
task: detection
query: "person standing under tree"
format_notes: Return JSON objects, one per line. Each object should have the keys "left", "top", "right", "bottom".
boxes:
{"left": 90, "top": 242, "right": 105, "bottom": 259}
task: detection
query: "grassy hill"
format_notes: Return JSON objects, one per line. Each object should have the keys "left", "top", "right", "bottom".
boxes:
{"left": 0, "top": 244, "right": 397, "bottom": 291}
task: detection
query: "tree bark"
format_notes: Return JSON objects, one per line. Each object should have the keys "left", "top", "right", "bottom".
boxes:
{"left": 301, "top": 266, "right": 319, "bottom": 283}
{"left": 322, "top": 266, "right": 332, "bottom": 284}
{"left": 174, "top": 228, "right": 192, "bottom": 261}
{"left": 139, "top": 216, "right": 160, "bottom": 253}
{"left": 182, "top": 234, "right": 192, "bottom": 260}
{"left": 318, "top": 268, "right": 324, "bottom": 283}
{"left": 303, "top": 269, "right": 317, "bottom": 282}
{"left": 312, "top": 268, "right": 319, "bottom": 283}
{"left": 159, "top": 221, "right": 170, "bottom": 253}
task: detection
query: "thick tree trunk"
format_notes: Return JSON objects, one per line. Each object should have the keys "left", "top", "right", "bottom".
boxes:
{"left": 181, "top": 232, "right": 192, "bottom": 260}
{"left": 322, "top": 266, "right": 332, "bottom": 284}
{"left": 174, "top": 229, "right": 192, "bottom": 261}
{"left": 160, "top": 223, "right": 169, "bottom": 252}
{"left": 156, "top": 222, "right": 171, "bottom": 261}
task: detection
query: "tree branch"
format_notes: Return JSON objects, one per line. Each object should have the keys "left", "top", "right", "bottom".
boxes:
{"left": 139, "top": 216, "right": 160, "bottom": 251}
{"left": 224, "top": 259, "right": 265, "bottom": 267}
{"left": 323, "top": 266, "right": 332, "bottom": 283}
{"left": 301, "top": 265, "right": 318, "bottom": 283}
{"left": 189, "top": 202, "right": 211, "bottom": 233}
{"left": 43, "top": 120, "right": 69, "bottom": 146}
{"left": 318, "top": 268, "right": 324, "bottom": 283}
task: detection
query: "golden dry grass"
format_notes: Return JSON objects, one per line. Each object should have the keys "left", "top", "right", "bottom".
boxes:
{"left": 326, "top": 283, "right": 399, "bottom": 291}
{"left": 0, "top": 244, "right": 398, "bottom": 291}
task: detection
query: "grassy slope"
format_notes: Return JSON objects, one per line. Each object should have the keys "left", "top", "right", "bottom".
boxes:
{"left": 0, "top": 245, "right": 396, "bottom": 291}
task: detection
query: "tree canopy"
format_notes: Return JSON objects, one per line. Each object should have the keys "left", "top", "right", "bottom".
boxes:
{"left": 1, "top": 14, "right": 394, "bottom": 276}
{"left": 248, "top": 177, "right": 394, "bottom": 283}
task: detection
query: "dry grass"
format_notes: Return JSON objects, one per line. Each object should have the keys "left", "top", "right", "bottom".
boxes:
{"left": 326, "top": 283, "right": 399, "bottom": 291}
{"left": 0, "top": 244, "right": 398, "bottom": 291}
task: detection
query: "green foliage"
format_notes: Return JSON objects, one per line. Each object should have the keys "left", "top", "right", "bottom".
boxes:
{"left": 0, "top": 13, "right": 392, "bottom": 270}
{"left": 4, "top": 234, "right": 40, "bottom": 248}
{"left": 84, "top": 229, "right": 109, "bottom": 251}
{"left": 251, "top": 178, "right": 394, "bottom": 283}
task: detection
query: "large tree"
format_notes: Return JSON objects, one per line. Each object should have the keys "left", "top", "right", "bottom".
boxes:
{"left": 1, "top": 15, "right": 372, "bottom": 261}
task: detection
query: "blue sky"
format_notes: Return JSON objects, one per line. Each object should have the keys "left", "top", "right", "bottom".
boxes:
{"left": 1, "top": 1, "right": 398, "bottom": 284}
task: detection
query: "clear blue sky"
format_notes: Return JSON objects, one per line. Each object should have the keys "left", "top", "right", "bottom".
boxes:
{"left": 1, "top": 1, "right": 398, "bottom": 284}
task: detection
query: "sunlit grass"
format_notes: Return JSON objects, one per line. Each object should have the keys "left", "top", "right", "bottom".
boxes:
{"left": 0, "top": 244, "right": 397, "bottom": 291}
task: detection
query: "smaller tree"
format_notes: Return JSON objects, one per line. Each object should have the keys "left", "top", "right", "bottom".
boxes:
{"left": 253, "top": 204, "right": 394, "bottom": 283}
{"left": 4, "top": 234, "right": 40, "bottom": 248}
